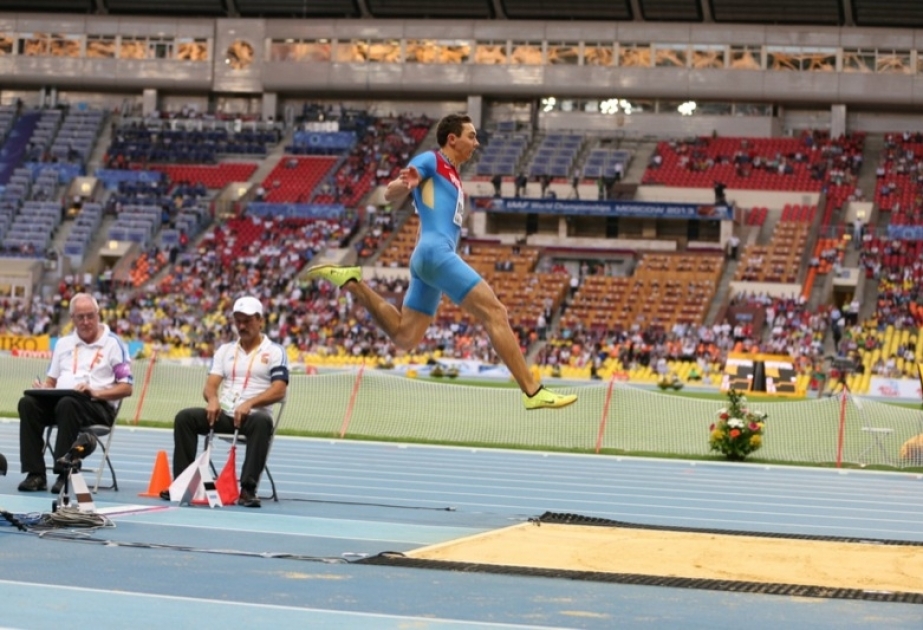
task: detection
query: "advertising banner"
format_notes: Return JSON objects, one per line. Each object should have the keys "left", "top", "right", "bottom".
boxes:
{"left": 868, "top": 376, "right": 922, "bottom": 399}
{"left": 246, "top": 202, "right": 346, "bottom": 219}
{"left": 0, "top": 334, "right": 51, "bottom": 352}
{"left": 470, "top": 197, "right": 733, "bottom": 220}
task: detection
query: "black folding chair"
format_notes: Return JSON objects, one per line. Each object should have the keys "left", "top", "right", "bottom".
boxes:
{"left": 43, "top": 402, "right": 121, "bottom": 493}
{"left": 211, "top": 400, "right": 286, "bottom": 502}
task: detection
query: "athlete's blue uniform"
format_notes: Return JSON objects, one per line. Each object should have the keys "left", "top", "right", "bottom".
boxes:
{"left": 403, "top": 150, "right": 482, "bottom": 316}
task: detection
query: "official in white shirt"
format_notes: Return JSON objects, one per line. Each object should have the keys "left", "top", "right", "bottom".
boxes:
{"left": 166, "top": 296, "right": 289, "bottom": 508}
{"left": 18, "top": 293, "right": 133, "bottom": 494}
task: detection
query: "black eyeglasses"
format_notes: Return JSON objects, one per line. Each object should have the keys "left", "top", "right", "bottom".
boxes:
{"left": 72, "top": 312, "right": 99, "bottom": 322}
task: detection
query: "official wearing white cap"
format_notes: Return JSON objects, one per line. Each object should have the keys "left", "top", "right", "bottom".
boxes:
{"left": 167, "top": 295, "right": 288, "bottom": 507}
{"left": 232, "top": 296, "right": 263, "bottom": 316}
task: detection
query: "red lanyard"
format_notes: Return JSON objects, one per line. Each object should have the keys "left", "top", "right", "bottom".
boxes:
{"left": 73, "top": 346, "right": 103, "bottom": 374}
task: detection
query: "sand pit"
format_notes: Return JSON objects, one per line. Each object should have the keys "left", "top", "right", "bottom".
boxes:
{"left": 408, "top": 522, "right": 923, "bottom": 595}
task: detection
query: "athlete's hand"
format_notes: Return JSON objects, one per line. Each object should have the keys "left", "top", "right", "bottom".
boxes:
{"left": 399, "top": 166, "right": 421, "bottom": 189}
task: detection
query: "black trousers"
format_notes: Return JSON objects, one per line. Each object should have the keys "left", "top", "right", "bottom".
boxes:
{"left": 19, "top": 393, "right": 116, "bottom": 475}
{"left": 172, "top": 407, "right": 273, "bottom": 489}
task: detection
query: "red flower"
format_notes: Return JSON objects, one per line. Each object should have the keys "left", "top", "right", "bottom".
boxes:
{"left": 709, "top": 423, "right": 715, "bottom": 431}
{"left": 720, "top": 413, "right": 729, "bottom": 420}
{"left": 729, "top": 429, "right": 741, "bottom": 438}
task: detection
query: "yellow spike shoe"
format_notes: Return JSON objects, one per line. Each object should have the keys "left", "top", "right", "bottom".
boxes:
{"left": 523, "top": 386, "right": 577, "bottom": 410}
{"left": 306, "top": 264, "right": 362, "bottom": 288}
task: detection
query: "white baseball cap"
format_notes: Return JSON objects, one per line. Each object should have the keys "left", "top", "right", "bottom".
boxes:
{"left": 233, "top": 296, "right": 263, "bottom": 316}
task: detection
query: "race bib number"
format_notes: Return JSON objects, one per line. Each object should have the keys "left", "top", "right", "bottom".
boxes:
{"left": 452, "top": 193, "right": 464, "bottom": 227}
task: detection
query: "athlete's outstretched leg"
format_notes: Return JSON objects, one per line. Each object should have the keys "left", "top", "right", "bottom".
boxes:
{"left": 460, "top": 282, "right": 576, "bottom": 410}
{"left": 307, "top": 265, "right": 431, "bottom": 350}
{"left": 459, "top": 281, "right": 536, "bottom": 392}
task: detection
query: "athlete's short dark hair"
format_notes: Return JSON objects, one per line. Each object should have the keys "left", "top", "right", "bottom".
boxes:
{"left": 436, "top": 113, "right": 473, "bottom": 147}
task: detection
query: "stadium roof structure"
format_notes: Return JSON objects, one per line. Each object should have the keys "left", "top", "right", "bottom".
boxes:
{"left": 3, "top": 0, "right": 923, "bottom": 28}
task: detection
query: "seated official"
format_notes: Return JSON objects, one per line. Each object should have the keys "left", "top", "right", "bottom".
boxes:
{"left": 18, "top": 293, "right": 133, "bottom": 493}
{"left": 164, "top": 296, "right": 288, "bottom": 508}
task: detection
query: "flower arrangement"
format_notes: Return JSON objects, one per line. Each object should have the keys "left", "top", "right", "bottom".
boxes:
{"left": 709, "top": 389, "right": 767, "bottom": 461}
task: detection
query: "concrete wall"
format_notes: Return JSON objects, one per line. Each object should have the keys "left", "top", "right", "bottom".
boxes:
{"left": 0, "top": 14, "right": 923, "bottom": 109}
{"left": 635, "top": 186, "right": 821, "bottom": 210}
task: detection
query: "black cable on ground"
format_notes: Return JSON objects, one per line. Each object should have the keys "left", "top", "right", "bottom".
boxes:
{"left": 35, "top": 532, "right": 354, "bottom": 563}
{"left": 1, "top": 509, "right": 113, "bottom": 532}
{"left": 284, "top": 497, "right": 456, "bottom": 511}
{"left": 0, "top": 508, "right": 27, "bottom": 531}
{"left": 40, "top": 507, "right": 114, "bottom": 530}
{"left": 1, "top": 517, "right": 365, "bottom": 564}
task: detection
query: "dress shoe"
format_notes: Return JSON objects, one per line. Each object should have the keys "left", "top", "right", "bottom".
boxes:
{"left": 17, "top": 474, "right": 47, "bottom": 492}
{"left": 237, "top": 486, "right": 261, "bottom": 508}
{"left": 50, "top": 474, "right": 68, "bottom": 494}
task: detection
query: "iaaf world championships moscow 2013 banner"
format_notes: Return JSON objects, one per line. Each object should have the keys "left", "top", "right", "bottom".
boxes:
{"left": 469, "top": 197, "right": 734, "bottom": 221}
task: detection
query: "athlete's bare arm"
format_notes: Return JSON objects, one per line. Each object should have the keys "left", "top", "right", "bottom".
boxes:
{"left": 384, "top": 166, "right": 421, "bottom": 205}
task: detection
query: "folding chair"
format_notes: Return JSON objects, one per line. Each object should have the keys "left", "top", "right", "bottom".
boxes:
{"left": 213, "top": 399, "right": 286, "bottom": 502}
{"left": 43, "top": 416, "right": 119, "bottom": 493}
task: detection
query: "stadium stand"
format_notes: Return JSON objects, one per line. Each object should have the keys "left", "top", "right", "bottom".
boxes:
{"left": 743, "top": 206, "right": 768, "bottom": 226}
{"left": 474, "top": 130, "right": 530, "bottom": 177}
{"left": 641, "top": 132, "right": 864, "bottom": 192}
{"left": 63, "top": 202, "right": 104, "bottom": 260}
{"left": 375, "top": 214, "right": 419, "bottom": 268}
{"left": 92, "top": 211, "right": 360, "bottom": 358}
{"left": 105, "top": 120, "right": 280, "bottom": 166}
{"left": 45, "top": 107, "right": 105, "bottom": 164}
{"left": 148, "top": 163, "right": 258, "bottom": 190}
{"left": 1, "top": 199, "right": 60, "bottom": 257}
{"left": 561, "top": 253, "right": 723, "bottom": 335}
{"left": 0, "top": 109, "right": 41, "bottom": 186}
{"left": 874, "top": 132, "right": 923, "bottom": 220}
{"left": 0, "top": 101, "right": 879, "bottom": 395}
{"left": 287, "top": 129, "right": 357, "bottom": 155}
{"left": 259, "top": 156, "right": 338, "bottom": 203}
{"left": 310, "top": 114, "right": 432, "bottom": 207}
{"left": 0, "top": 4, "right": 921, "bottom": 401}
{"left": 734, "top": 205, "right": 815, "bottom": 284}
{"left": 581, "top": 145, "right": 631, "bottom": 181}
{"left": 526, "top": 133, "right": 584, "bottom": 178}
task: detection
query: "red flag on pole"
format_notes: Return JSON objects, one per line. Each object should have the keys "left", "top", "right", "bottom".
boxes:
{"left": 215, "top": 430, "right": 240, "bottom": 505}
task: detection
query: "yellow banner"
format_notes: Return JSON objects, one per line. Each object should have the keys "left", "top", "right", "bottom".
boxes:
{"left": 0, "top": 334, "right": 51, "bottom": 352}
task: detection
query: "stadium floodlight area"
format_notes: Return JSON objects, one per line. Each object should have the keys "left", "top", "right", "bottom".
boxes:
{"left": 2, "top": 356, "right": 921, "bottom": 469}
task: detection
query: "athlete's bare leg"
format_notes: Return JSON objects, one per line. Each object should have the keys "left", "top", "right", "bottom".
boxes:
{"left": 342, "top": 281, "right": 433, "bottom": 351}
{"left": 459, "top": 281, "right": 539, "bottom": 396}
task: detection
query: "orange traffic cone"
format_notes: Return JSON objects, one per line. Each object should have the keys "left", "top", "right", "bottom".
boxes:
{"left": 139, "top": 450, "right": 172, "bottom": 498}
